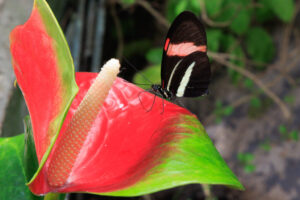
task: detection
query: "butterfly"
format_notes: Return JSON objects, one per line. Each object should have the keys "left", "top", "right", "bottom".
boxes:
{"left": 151, "top": 11, "right": 211, "bottom": 100}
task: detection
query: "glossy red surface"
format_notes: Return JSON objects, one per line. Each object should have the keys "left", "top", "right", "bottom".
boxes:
{"left": 10, "top": 3, "right": 195, "bottom": 194}
{"left": 29, "top": 72, "right": 192, "bottom": 194}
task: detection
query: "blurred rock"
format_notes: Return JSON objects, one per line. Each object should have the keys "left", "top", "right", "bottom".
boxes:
{"left": 0, "top": 0, "right": 32, "bottom": 135}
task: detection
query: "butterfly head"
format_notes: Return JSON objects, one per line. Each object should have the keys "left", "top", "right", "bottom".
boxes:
{"left": 151, "top": 84, "right": 161, "bottom": 92}
{"left": 151, "top": 84, "right": 175, "bottom": 100}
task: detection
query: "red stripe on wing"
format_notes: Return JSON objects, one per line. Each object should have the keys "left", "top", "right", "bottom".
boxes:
{"left": 164, "top": 38, "right": 170, "bottom": 51}
{"left": 166, "top": 42, "right": 206, "bottom": 57}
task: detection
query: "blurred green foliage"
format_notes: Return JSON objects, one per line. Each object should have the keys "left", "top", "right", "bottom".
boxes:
{"left": 146, "top": 48, "right": 163, "bottom": 65}
{"left": 265, "top": 0, "right": 295, "bottom": 22}
{"left": 121, "top": 0, "right": 135, "bottom": 6}
{"left": 126, "top": 0, "right": 295, "bottom": 125}
{"left": 133, "top": 64, "right": 161, "bottom": 89}
{"left": 237, "top": 152, "right": 256, "bottom": 173}
{"left": 167, "top": 0, "right": 201, "bottom": 21}
{"left": 245, "top": 27, "right": 275, "bottom": 68}
{"left": 213, "top": 100, "right": 234, "bottom": 123}
{"left": 123, "top": 39, "right": 152, "bottom": 58}
{"left": 260, "top": 140, "right": 272, "bottom": 152}
{"left": 247, "top": 97, "right": 272, "bottom": 118}
{"left": 283, "top": 95, "right": 296, "bottom": 105}
{"left": 132, "top": 48, "right": 163, "bottom": 89}
{"left": 278, "top": 125, "right": 299, "bottom": 141}
{"left": 132, "top": 0, "right": 295, "bottom": 89}
{"left": 243, "top": 78, "right": 254, "bottom": 90}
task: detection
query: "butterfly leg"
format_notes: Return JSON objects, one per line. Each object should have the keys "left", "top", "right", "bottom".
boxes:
{"left": 138, "top": 90, "right": 148, "bottom": 111}
{"left": 147, "top": 93, "right": 157, "bottom": 112}
{"left": 138, "top": 90, "right": 157, "bottom": 112}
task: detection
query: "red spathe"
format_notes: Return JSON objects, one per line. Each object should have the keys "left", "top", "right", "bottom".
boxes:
{"left": 10, "top": 8, "right": 63, "bottom": 162}
{"left": 29, "top": 72, "right": 191, "bottom": 194}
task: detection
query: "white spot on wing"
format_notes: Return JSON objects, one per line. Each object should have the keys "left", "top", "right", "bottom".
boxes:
{"left": 176, "top": 62, "right": 196, "bottom": 97}
{"left": 167, "top": 59, "right": 183, "bottom": 91}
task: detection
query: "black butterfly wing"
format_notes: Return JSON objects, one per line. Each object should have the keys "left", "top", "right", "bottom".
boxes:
{"left": 161, "top": 11, "right": 210, "bottom": 97}
{"left": 166, "top": 51, "right": 210, "bottom": 97}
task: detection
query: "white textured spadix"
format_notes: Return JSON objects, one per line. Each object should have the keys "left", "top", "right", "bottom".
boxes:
{"left": 47, "top": 58, "right": 120, "bottom": 187}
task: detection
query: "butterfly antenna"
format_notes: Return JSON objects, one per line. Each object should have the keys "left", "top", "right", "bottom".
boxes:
{"left": 122, "top": 57, "right": 154, "bottom": 85}
{"left": 134, "top": 83, "right": 153, "bottom": 86}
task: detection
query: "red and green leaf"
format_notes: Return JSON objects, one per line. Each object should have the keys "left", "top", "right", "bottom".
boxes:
{"left": 28, "top": 74, "right": 243, "bottom": 195}
{"left": 10, "top": 0, "right": 78, "bottom": 182}
{"left": 9, "top": 0, "right": 243, "bottom": 196}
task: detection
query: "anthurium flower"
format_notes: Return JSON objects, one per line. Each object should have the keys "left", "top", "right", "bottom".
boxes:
{"left": 9, "top": 0, "right": 243, "bottom": 196}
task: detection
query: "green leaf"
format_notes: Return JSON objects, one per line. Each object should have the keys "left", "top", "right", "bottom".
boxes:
{"left": 284, "top": 95, "right": 295, "bottom": 104}
{"left": 190, "top": 0, "right": 201, "bottom": 13}
{"left": 204, "top": 0, "right": 223, "bottom": 17}
{"left": 223, "top": 106, "right": 234, "bottom": 116}
{"left": 214, "top": 0, "right": 236, "bottom": 22}
{"left": 207, "top": 29, "right": 223, "bottom": 52}
{"left": 265, "top": 0, "right": 295, "bottom": 22}
{"left": 289, "top": 130, "right": 299, "bottom": 141}
{"left": 175, "top": 1, "right": 189, "bottom": 15}
{"left": 215, "top": 0, "right": 250, "bottom": 23}
{"left": 23, "top": 116, "right": 39, "bottom": 183}
{"left": 133, "top": 65, "right": 161, "bottom": 89}
{"left": 228, "top": 46, "right": 245, "bottom": 83}
{"left": 213, "top": 101, "right": 234, "bottom": 123}
{"left": 146, "top": 48, "right": 163, "bottom": 65}
{"left": 44, "top": 193, "right": 66, "bottom": 200}
{"left": 220, "top": 34, "right": 236, "bottom": 52}
{"left": 243, "top": 78, "right": 254, "bottom": 89}
{"left": 0, "top": 134, "right": 42, "bottom": 200}
{"left": 216, "top": 100, "right": 223, "bottom": 108}
{"left": 237, "top": 153, "right": 254, "bottom": 163}
{"left": 229, "top": 9, "right": 251, "bottom": 35}
{"left": 244, "top": 164, "right": 256, "bottom": 173}
{"left": 245, "top": 27, "right": 275, "bottom": 66}
{"left": 167, "top": 0, "right": 200, "bottom": 21}
{"left": 250, "top": 97, "right": 262, "bottom": 108}
{"left": 260, "top": 140, "right": 272, "bottom": 152}
{"left": 220, "top": 34, "right": 245, "bottom": 83}
{"left": 255, "top": 0, "right": 274, "bottom": 23}
{"left": 237, "top": 152, "right": 255, "bottom": 173}
{"left": 121, "top": 0, "right": 135, "bottom": 5}
{"left": 279, "top": 125, "right": 287, "bottom": 134}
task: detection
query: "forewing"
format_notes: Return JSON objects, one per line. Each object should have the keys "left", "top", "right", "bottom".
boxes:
{"left": 161, "top": 11, "right": 208, "bottom": 89}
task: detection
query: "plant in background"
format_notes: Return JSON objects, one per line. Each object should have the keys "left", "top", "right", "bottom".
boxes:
{"left": 284, "top": 95, "right": 296, "bottom": 105}
{"left": 260, "top": 140, "right": 272, "bottom": 152}
{"left": 0, "top": 0, "right": 243, "bottom": 199}
{"left": 237, "top": 152, "right": 256, "bottom": 174}
{"left": 213, "top": 100, "right": 234, "bottom": 124}
{"left": 278, "top": 125, "right": 299, "bottom": 141}
{"left": 130, "top": 0, "right": 295, "bottom": 121}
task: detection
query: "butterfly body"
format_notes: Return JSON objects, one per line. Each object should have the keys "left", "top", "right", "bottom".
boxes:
{"left": 151, "top": 84, "right": 175, "bottom": 100}
{"left": 152, "top": 11, "right": 211, "bottom": 99}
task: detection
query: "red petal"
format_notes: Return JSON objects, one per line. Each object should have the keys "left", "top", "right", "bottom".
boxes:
{"left": 10, "top": 3, "right": 78, "bottom": 162}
